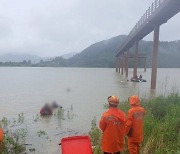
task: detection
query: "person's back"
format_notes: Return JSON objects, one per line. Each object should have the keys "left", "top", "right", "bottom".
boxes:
{"left": 125, "top": 95, "right": 146, "bottom": 154}
{"left": 126, "top": 106, "right": 145, "bottom": 142}
{"left": 99, "top": 96, "right": 126, "bottom": 154}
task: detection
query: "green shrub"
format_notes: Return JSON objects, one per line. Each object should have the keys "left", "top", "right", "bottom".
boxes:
{"left": 89, "top": 94, "right": 180, "bottom": 154}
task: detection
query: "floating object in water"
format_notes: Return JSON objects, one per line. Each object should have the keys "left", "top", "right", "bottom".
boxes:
{"left": 51, "top": 101, "right": 60, "bottom": 109}
{"left": 51, "top": 101, "right": 63, "bottom": 110}
{"left": 60, "top": 136, "right": 93, "bottom": 154}
{"left": 130, "top": 77, "right": 147, "bottom": 82}
{"left": 40, "top": 104, "right": 53, "bottom": 116}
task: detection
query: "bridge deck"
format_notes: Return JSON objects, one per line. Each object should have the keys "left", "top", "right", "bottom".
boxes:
{"left": 116, "top": 0, "right": 180, "bottom": 56}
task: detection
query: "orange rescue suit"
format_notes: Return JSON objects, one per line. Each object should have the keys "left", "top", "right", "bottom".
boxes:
{"left": 99, "top": 108, "right": 126, "bottom": 153}
{"left": 125, "top": 106, "right": 146, "bottom": 154}
{"left": 0, "top": 128, "right": 3, "bottom": 142}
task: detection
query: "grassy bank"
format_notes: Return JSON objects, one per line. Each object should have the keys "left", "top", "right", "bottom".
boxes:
{"left": 0, "top": 108, "right": 67, "bottom": 154}
{"left": 89, "top": 93, "right": 180, "bottom": 154}
{"left": 0, "top": 94, "right": 179, "bottom": 153}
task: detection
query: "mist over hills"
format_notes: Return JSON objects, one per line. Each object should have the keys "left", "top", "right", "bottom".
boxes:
{"left": 38, "top": 35, "right": 180, "bottom": 68}
{"left": 0, "top": 52, "right": 77, "bottom": 64}
{"left": 37, "top": 35, "right": 127, "bottom": 67}
{"left": 137, "top": 40, "right": 180, "bottom": 68}
{"left": 0, "top": 53, "right": 42, "bottom": 63}
{"left": 61, "top": 52, "right": 77, "bottom": 59}
{"left": 0, "top": 35, "right": 180, "bottom": 68}
{"left": 67, "top": 35, "right": 127, "bottom": 67}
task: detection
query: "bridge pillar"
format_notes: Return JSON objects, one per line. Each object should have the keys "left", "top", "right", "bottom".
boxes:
{"left": 116, "top": 57, "right": 118, "bottom": 72}
{"left": 133, "top": 41, "right": 138, "bottom": 78}
{"left": 121, "top": 57, "right": 124, "bottom": 75}
{"left": 118, "top": 57, "right": 121, "bottom": 73}
{"left": 125, "top": 50, "right": 129, "bottom": 77}
{"left": 151, "top": 26, "right": 160, "bottom": 89}
{"left": 144, "top": 57, "right": 147, "bottom": 72}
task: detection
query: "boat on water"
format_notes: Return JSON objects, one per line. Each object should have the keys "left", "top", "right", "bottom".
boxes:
{"left": 131, "top": 78, "right": 147, "bottom": 82}
{"left": 129, "top": 74, "right": 147, "bottom": 82}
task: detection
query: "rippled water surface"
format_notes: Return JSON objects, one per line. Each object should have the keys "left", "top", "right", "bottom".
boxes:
{"left": 0, "top": 67, "right": 180, "bottom": 153}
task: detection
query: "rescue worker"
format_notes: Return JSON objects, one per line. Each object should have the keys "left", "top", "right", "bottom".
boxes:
{"left": 0, "top": 128, "right": 3, "bottom": 148}
{"left": 99, "top": 96, "right": 126, "bottom": 154}
{"left": 125, "top": 95, "right": 146, "bottom": 154}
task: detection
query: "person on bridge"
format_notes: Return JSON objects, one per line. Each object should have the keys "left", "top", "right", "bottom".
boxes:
{"left": 99, "top": 96, "right": 126, "bottom": 154}
{"left": 125, "top": 95, "right": 146, "bottom": 154}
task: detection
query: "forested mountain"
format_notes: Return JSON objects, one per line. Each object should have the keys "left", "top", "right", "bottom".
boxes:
{"left": 1, "top": 35, "right": 180, "bottom": 68}
{"left": 38, "top": 35, "right": 180, "bottom": 68}
{"left": 37, "top": 35, "right": 126, "bottom": 67}
{"left": 136, "top": 40, "right": 180, "bottom": 68}
{"left": 67, "top": 35, "right": 127, "bottom": 67}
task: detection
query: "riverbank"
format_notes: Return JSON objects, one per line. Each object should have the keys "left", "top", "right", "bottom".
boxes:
{"left": 90, "top": 93, "right": 180, "bottom": 154}
{"left": 0, "top": 108, "right": 73, "bottom": 154}
{"left": 0, "top": 93, "right": 180, "bottom": 153}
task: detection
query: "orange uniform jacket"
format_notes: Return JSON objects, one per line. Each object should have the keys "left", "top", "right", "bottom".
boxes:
{"left": 125, "top": 106, "right": 146, "bottom": 143}
{"left": 99, "top": 108, "right": 126, "bottom": 153}
{"left": 0, "top": 128, "right": 3, "bottom": 142}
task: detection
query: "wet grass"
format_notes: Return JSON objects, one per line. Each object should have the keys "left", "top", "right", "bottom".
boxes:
{"left": 0, "top": 106, "right": 74, "bottom": 153}
{"left": 89, "top": 93, "right": 180, "bottom": 154}
{"left": 0, "top": 115, "right": 26, "bottom": 154}
{"left": 0, "top": 96, "right": 179, "bottom": 153}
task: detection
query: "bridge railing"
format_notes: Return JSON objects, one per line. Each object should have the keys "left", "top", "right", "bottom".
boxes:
{"left": 118, "top": 0, "right": 166, "bottom": 54}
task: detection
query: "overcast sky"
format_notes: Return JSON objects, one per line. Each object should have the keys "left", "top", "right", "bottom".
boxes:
{"left": 0, "top": 0, "right": 180, "bottom": 57}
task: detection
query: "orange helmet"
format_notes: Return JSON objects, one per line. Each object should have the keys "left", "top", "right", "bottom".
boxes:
{"left": 129, "top": 95, "right": 140, "bottom": 106}
{"left": 0, "top": 128, "right": 3, "bottom": 142}
{"left": 108, "top": 96, "right": 119, "bottom": 106}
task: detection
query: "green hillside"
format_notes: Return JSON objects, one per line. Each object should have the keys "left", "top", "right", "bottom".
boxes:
{"left": 138, "top": 40, "right": 180, "bottom": 68}
{"left": 1, "top": 35, "right": 180, "bottom": 68}
{"left": 67, "top": 35, "right": 126, "bottom": 67}
{"left": 47, "top": 35, "right": 180, "bottom": 68}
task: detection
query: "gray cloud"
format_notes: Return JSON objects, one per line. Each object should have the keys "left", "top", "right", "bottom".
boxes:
{"left": 0, "top": 0, "right": 179, "bottom": 57}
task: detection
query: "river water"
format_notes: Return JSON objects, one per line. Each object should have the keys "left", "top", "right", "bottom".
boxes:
{"left": 0, "top": 67, "right": 180, "bottom": 153}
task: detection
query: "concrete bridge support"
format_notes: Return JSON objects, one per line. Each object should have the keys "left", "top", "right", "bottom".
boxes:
{"left": 151, "top": 26, "right": 160, "bottom": 89}
{"left": 121, "top": 57, "right": 124, "bottom": 75}
{"left": 144, "top": 57, "right": 147, "bottom": 72}
{"left": 133, "top": 41, "right": 138, "bottom": 78}
{"left": 116, "top": 58, "right": 118, "bottom": 72}
{"left": 125, "top": 50, "right": 129, "bottom": 77}
{"left": 118, "top": 57, "right": 121, "bottom": 73}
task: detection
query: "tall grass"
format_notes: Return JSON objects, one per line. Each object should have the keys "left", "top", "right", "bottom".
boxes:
{"left": 142, "top": 93, "right": 180, "bottom": 154}
{"left": 0, "top": 116, "right": 26, "bottom": 154}
{"left": 89, "top": 93, "right": 180, "bottom": 154}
